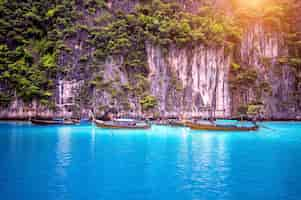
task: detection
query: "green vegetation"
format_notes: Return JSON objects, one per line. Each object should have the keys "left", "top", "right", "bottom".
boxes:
{"left": 231, "top": 0, "right": 290, "bottom": 31}
{"left": 140, "top": 95, "right": 157, "bottom": 111}
{"left": 91, "top": 0, "right": 241, "bottom": 73}
{"left": 0, "top": 44, "right": 55, "bottom": 103}
{"left": 89, "top": 0, "right": 242, "bottom": 111}
{"left": 0, "top": 0, "right": 76, "bottom": 107}
{"left": 232, "top": 1, "right": 301, "bottom": 110}
{"left": 135, "top": 1, "right": 241, "bottom": 47}
{"left": 237, "top": 103, "right": 263, "bottom": 119}
{"left": 91, "top": 14, "right": 148, "bottom": 74}
{"left": 247, "top": 104, "right": 263, "bottom": 118}
{"left": 229, "top": 62, "right": 258, "bottom": 90}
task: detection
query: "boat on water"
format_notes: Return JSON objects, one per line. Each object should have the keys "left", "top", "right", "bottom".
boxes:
{"left": 31, "top": 118, "right": 79, "bottom": 125}
{"left": 151, "top": 120, "right": 169, "bottom": 125}
{"left": 94, "top": 119, "right": 151, "bottom": 129}
{"left": 80, "top": 118, "right": 90, "bottom": 123}
{"left": 184, "top": 120, "right": 259, "bottom": 131}
{"left": 167, "top": 119, "right": 186, "bottom": 127}
{"left": 150, "top": 118, "right": 185, "bottom": 126}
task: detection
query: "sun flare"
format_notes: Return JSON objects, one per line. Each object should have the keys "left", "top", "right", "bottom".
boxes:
{"left": 246, "top": 0, "right": 262, "bottom": 8}
{"left": 234, "top": 0, "right": 269, "bottom": 9}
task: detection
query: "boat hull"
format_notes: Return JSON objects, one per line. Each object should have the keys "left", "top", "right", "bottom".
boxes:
{"left": 184, "top": 121, "right": 259, "bottom": 131}
{"left": 94, "top": 120, "right": 151, "bottom": 129}
{"left": 31, "top": 119, "right": 77, "bottom": 125}
{"left": 168, "top": 121, "right": 186, "bottom": 127}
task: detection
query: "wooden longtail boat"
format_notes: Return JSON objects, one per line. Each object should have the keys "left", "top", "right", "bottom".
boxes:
{"left": 151, "top": 120, "right": 169, "bottom": 125}
{"left": 184, "top": 121, "right": 259, "bottom": 131}
{"left": 31, "top": 119, "right": 78, "bottom": 125}
{"left": 151, "top": 119, "right": 185, "bottom": 126}
{"left": 168, "top": 119, "right": 186, "bottom": 127}
{"left": 94, "top": 119, "right": 151, "bottom": 129}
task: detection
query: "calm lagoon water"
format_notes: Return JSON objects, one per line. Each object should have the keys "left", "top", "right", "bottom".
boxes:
{"left": 0, "top": 121, "right": 301, "bottom": 200}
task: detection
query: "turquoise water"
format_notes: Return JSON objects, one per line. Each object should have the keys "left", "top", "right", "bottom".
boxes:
{"left": 0, "top": 122, "right": 301, "bottom": 200}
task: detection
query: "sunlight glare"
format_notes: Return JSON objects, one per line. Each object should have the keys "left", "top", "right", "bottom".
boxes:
{"left": 235, "top": 0, "right": 268, "bottom": 9}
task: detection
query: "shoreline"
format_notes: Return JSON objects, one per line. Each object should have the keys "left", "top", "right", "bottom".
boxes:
{"left": 1, "top": 118, "right": 301, "bottom": 123}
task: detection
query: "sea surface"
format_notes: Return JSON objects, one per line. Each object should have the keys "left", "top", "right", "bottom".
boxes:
{"left": 0, "top": 121, "right": 301, "bottom": 200}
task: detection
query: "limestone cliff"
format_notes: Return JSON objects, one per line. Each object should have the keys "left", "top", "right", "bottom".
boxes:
{"left": 0, "top": 0, "right": 300, "bottom": 120}
{"left": 235, "top": 23, "right": 299, "bottom": 119}
{"left": 147, "top": 44, "right": 231, "bottom": 118}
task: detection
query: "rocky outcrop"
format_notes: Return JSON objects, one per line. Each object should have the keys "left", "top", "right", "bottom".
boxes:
{"left": 147, "top": 43, "right": 231, "bottom": 118}
{"left": 235, "top": 23, "right": 299, "bottom": 119}
{"left": 0, "top": 99, "right": 54, "bottom": 120}
{"left": 0, "top": 80, "right": 82, "bottom": 119}
{"left": 1, "top": 25, "right": 298, "bottom": 120}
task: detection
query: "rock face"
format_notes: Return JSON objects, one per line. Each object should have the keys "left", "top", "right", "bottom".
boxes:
{"left": 91, "top": 56, "right": 144, "bottom": 117}
{"left": 0, "top": 80, "right": 82, "bottom": 119}
{"left": 0, "top": 99, "right": 55, "bottom": 120}
{"left": 0, "top": 24, "right": 298, "bottom": 120}
{"left": 236, "top": 23, "right": 299, "bottom": 119}
{"left": 56, "top": 80, "right": 84, "bottom": 118}
{"left": 147, "top": 44, "right": 231, "bottom": 118}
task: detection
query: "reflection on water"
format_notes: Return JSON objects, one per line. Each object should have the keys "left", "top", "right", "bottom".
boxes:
{"left": 91, "top": 126, "right": 96, "bottom": 160}
{"left": 174, "top": 128, "right": 230, "bottom": 199}
{"left": 56, "top": 127, "right": 72, "bottom": 176}
{"left": 186, "top": 133, "right": 230, "bottom": 199}
{"left": 9, "top": 125, "right": 18, "bottom": 155}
